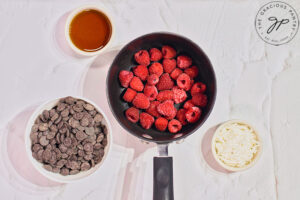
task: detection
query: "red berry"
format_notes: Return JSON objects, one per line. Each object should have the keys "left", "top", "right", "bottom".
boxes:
{"left": 192, "top": 93, "right": 208, "bottom": 107}
{"left": 140, "top": 112, "right": 154, "bottom": 129}
{"left": 184, "top": 66, "right": 199, "bottom": 79}
{"left": 147, "top": 74, "right": 159, "bottom": 86}
{"left": 162, "top": 45, "right": 176, "bottom": 59}
{"left": 130, "top": 76, "right": 144, "bottom": 92}
{"left": 134, "top": 50, "right": 150, "bottom": 66}
{"left": 157, "top": 90, "right": 174, "bottom": 102}
{"left": 119, "top": 70, "right": 133, "bottom": 88}
{"left": 176, "top": 109, "right": 187, "bottom": 125}
{"left": 146, "top": 101, "right": 161, "bottom": 118}
{"left": 176, "top": 73, "right": 191, "bottom": 91}
{"left": 125, "top": 107, "right": 139, "bottom": 123}
{"left": 157, "top": 73, "right": 174, "bottom": 91}
{"left": 172, "top": 87, "right": 187, "bottom": 104}
{"left": 168, "top": 119, "right": 182, "bottom": 133}
{"left": 149, "top": 48, "right": 162, "bottom": 61}
{"left": 157, "top": 100, "right": 177, "bottom": 120}
{"left": 144, "top": 85, "right": 158, "bottom": 101}
{"left": 149, "top": 62, "right": 163, "bottom": 77}
{"left": 133, "top": 65, "right": 149, "bottom": 81}
{"left": 132, "top": 93, "right": 150, "bottom": 109}
{"left": 185, "top": 107, "right": 201, "bottom": 123}
{"left": 155, "top": 117, "right": 168, "bottom": 131}
{"left": 123, "top": 88, "right": 137, "bottom": 102}
{"left": 162, "top": 58, "right": 176, "bottom": 73}
{"left": 177, "top": 55, "right": 192, "bottom": 69}
{"left": 183, "top": 100, "right": 195, "bottom": 110}
{"left": 170, "top": 68, "right": 183, "bottom": 80}
{"left": 191, "top": 82, "right": 206, "bottom": 96}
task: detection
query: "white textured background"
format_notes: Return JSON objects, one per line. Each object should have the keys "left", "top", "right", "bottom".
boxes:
{"left": 0, "top": 0, "right": 299, "bottom": 199}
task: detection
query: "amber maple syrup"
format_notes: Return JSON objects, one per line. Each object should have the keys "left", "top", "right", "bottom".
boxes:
{"left": 69, "top": 9, "right": 112, "bottom": 52}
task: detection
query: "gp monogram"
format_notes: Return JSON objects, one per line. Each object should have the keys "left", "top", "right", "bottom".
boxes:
{"left": 255, "top": 1, "right": 299, "bottom": 45}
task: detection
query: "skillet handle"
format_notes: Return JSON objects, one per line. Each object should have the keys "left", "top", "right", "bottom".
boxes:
{"left": 153, "top": 157, "right": 174, "bottom": 200}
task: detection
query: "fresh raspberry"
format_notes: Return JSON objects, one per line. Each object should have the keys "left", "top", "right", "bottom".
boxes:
{"left": 132, "top": 93, "right": 150, "bottom": 109}
{"left": 157, "top": 90, "right": 174, "bottom": 102}
{"left": 133, "top": 65, "right": 149, "bottom": 81}
{"left": 149, "top": 48, "right": 163, "bottom": 61}
{"left": 162, "top": 58, "right": 176, "bottom": 73}
{"left": 157, "top": 100, "right": 177, "bottom": 120}
{"left": 130, "top": 76, "right": 144, "bottom": 92}
{"left": 191, "top": 82, "right": 206, "bottom": 96}
{"left": 149, "top": 62, "right": 163, "bottom": 77}
{"left": 140, "top": 112, "right": 154, "bottom": 129}
{"left": 184, "top": 66, "right": 199, "bottom": 79}
{"left": 177, "top": 55, "right": 192, "bottom": 69}
{"left": 185, "top": 107, "right": 201, "bottom": 123}
{"left": 146, "top": 101, "right": 161, "bottom": 118}
{"left": 168, "top": 119, "right": 182, "bottom": 133}
{"left": 123, "top": 88, "right": 137, "bottom": 102}
{"left": 172, "top": 87, "right": 187, "bottom": 104}
{"left": 183, "top": 100, "right": 195, "bottom": 110}
{"left": 147, "top": 74, "right": 159, "bottom": 86}
{"left": 134, "top": 50, "right": 150, "bottom": 66}
{"left": 155, "top": 117, "right": 168, "bottom": 131}
{"left": 119, "top": 70, "right": 133, "bottom": 88}
{"left": 125, "top": 107, "right": 139, "bottom": 123}
{"left": 157, "top": 73, "right": 174, "bottom": 91}
{"left": 176, "top": 109, "right": 187, "bottom": 125}
{"left": 166, "top": 109, "right": 177, "bottom": 120}
{"left": 176, "top": 73, "right": 191, "bottom": 91}
{"left": 170, "top": 68, "right": 183, "bottom": 80}
{"left": 192, "top": 93, "right": 207, "bottom": 107}
{"left": 162, "top": 45, "right": 176, "bottom": 59}
{"left": 144, "top": 85, "right": 158, "bottom": 101}
{"left": 190, "top": 79, "right": 194, "bottom": 88}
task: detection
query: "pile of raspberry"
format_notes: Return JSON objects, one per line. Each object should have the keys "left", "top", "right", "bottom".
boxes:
{"left": 119, "top": 45, "right": 207, "bottom": 133}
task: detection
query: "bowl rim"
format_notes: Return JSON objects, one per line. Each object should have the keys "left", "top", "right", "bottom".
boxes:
{"left": 106, "top": 31, "right": 217, "bottom": 144}
{"left": 211, "top": 119, "right": 263, "bottom": 172}
{"left": 64, "top": 4, "right": 115, "bottom": 56}
{"left": 25, "top": 96, "right": 113, "bottom": 183}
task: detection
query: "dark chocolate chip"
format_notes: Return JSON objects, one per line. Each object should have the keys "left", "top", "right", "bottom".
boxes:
{"left": 44, "top": 164, "right": 52, "bottom": 172}
{"left": 60, "top": 167, "right": 69, "bottom": 176}
{"left": 59, "top": 144, "right": 68, "bottom": 153}
{"left": 61, "top": 109, "right": 69, "bottom": 117}
{"left": 63, "top": 137, "right": 72, "bottom": 147}
{"left": 57, "top": 103, "right": 66, "bottom": 112}
{"left": 80, "top": 162, "right": 90, "bottom": 171}
{"left": 39, "top": 136, "right": 49, "bottom": 146}
{"left": 83, "top": 103, "right": 94, "bottom": 111}
{"left": 38, "top": 123, "right": 48, "bottom": 132}
{"left": 84, "top": 127, "right": 95, "bottom": 136}
{"left": 94, "top": 114, "right": 103, "bottom": 123}
{"left": 83, "top": 143, "right": 93, "bottom": 152}
{"left": 42, "top": 110, "right": 50, "bottom": 120}
{"left": 46, "top": 131, "right": 56, "bottom": 140}
{"left": 76, "top": 131, "right": 87, "bottom": 141}
{"left": 56, "top": 159, "right": 67, "bottom": 168}
{"left": 96, "top": 134, "right": 104, "bottom": 143}
{"left": 80, "top": 117, "right": 89, "bottom": 127}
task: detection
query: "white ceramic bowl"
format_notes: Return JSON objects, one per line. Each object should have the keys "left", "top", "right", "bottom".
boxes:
{"left": 25, "top": 96, "right": 112, "bottom": 183}
{"left": 211, "top": 120, "right": 262, "bottom": 172}
{"left": 65, "top": 5, "right": 115, "bottom": 56}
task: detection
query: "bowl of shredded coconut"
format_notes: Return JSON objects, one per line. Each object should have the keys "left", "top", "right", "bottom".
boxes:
{"left": 211, "top": 120, "right": 262, "bottom": 171}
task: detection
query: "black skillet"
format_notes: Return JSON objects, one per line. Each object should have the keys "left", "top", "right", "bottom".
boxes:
{"left": 107, "top": 32, "right": 216, "bottom": 200}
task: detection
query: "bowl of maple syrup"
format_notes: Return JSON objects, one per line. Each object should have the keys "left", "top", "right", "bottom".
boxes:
{"left": 65, "top": 5, "right": 114, "bottom": 56}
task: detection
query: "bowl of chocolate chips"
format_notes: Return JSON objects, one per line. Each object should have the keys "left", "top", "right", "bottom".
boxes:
{"left": 25, "top": 96, "right": 112, "bottom": 182}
